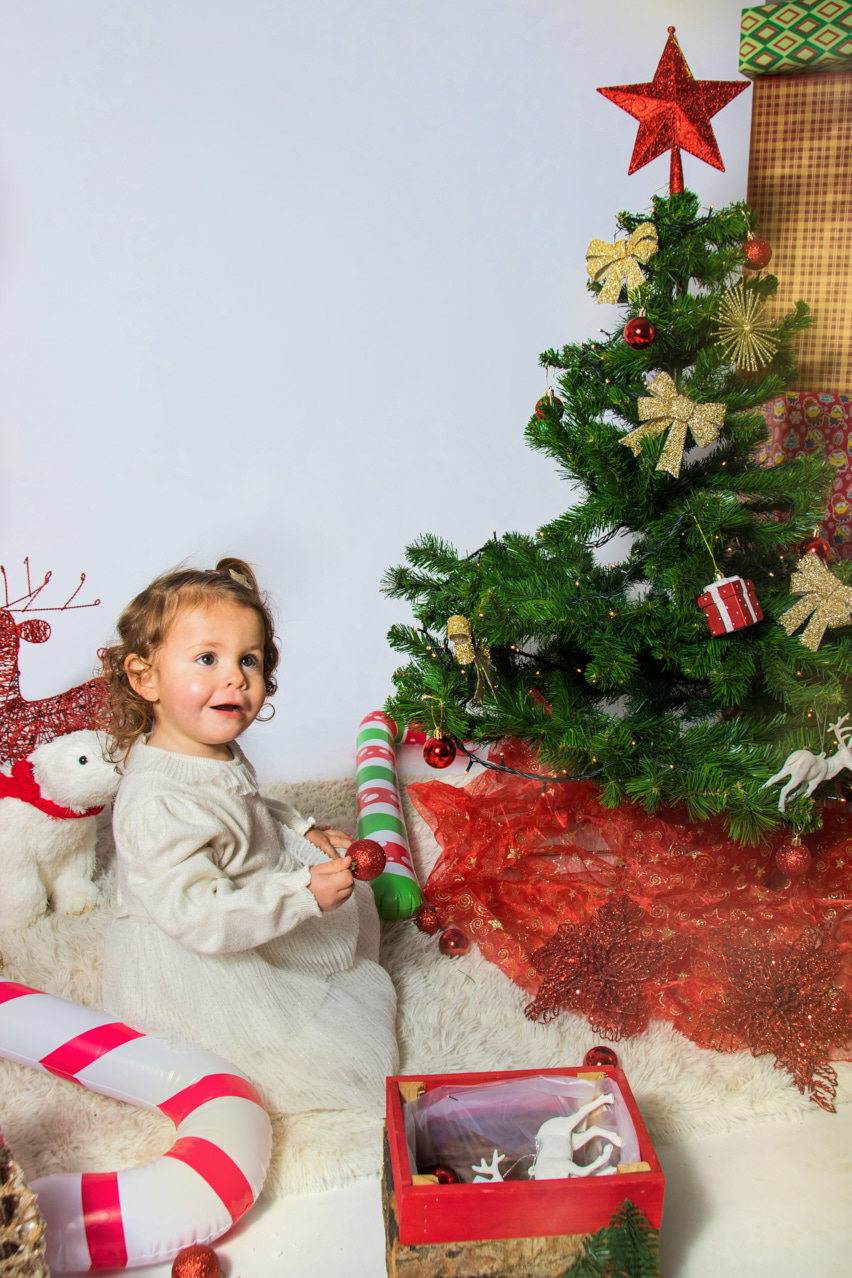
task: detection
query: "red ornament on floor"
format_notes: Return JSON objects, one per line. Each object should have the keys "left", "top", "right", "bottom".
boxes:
{"left": 584, "top": 1045, "right": 620, "bottom": 1069}
{"left": 423, "top": 737, "right": 457, "bottom": 769}
{"left": 423, "top": 1163, "right": 460, "bottom": 1184}
{"left": 742, "top": 235, "right": 772, "bottom": 270}
{"left": 171, "top": 1245, "right": 220, "bottom": 1278}
{"left": 535, "top": 394, "right": 563, "bottom": 419}
{"left": 623, "top": 316, "right": 656, "bottom": 349}
{"left": 775, "top": 838, "right": 812, "bottom": 878}
{"left": 415, "top": 902, "right": 443, "bottom": 934}
{"left": 347, "top": 838, "right": 386, "bottom": 880}
{"left": 439, "top": 927, "right": 470, "bottom": 958}
{"left": 800, "top": 537, "right": 832, "bottom": 563}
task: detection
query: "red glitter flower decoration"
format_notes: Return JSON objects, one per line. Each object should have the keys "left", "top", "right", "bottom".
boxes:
{"left": 698, "top": 928, "right": 852, "bottom": 1112}
{"left": 597, "top": 28, "right": 748, "bottom": 193}
{"left": 524, "top": 894, "right": 688, "bottom": 1040}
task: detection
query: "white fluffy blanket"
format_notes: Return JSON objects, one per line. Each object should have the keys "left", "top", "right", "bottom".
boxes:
{"left": 1, "top": 774, "right": 849, "bottom": 1201}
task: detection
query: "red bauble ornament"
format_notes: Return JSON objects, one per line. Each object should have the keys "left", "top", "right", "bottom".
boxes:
{"left": 597, "top": 27, "right": 748, "bottom": 193}
{"left": 423, "top": 737, "right": 457, "bottom": 769}
{"left": 742, "top": 236, "right": 772, "bottom": 270}
{"left": 346, "top": 838, "right": 386, "bottom": 881}
{"left": 775, "top": 838, "right": 812, "bottom": 878}
{"left": 535, "top": 394, "right": 563, "bottom": 419}
{"left": 801, "top": 537, "right": 832, "bottom": 562}
{"left": 423, "top": 1163, "right": 460, "bottom": 1184}
{"left": 415, "top": 902, "right": 443, "bottom": 935}
{"left": 171, "top": 1245, "right": 221, "bottom": 1278}
{"left": 438, "top": 927, "right": 470, "bottom": 958}
{"left": 623, "top": 316, "right": 656, "bottom": 349}
{"left": 584, "top": 1045, "right": 620, "bottom": 1069}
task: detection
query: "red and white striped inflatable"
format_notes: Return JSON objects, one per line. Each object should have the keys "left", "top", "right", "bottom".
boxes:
{"left": 0, "top": 980, "right": 272, "bottom": 1273}
{"left": 355, "top": 712, "right": 425, "bottom": 920}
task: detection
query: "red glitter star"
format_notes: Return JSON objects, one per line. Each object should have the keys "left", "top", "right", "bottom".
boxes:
{"left": 597, "top": 28, "right": 748, "bottom": 193}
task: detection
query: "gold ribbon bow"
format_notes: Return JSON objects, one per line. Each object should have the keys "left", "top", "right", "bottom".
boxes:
{"left": 621, "top": 372, "right": 726, "bottom": 479}
{"left": 779, "top": 553, "right": 852, "bottom": 651}
{"left": 447, "top": 614, "right": 498, "bottom": 703}
{"left": 585, "top": 222, "right": 658, "bottom": 305}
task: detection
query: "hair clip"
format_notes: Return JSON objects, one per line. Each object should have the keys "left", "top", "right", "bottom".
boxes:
{"left": 228, "top": 569, "right": 252, "bottom": 590}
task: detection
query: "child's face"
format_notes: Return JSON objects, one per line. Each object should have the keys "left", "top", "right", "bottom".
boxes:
{"left": 130, "top": 600, "right": 267, "bottom": 759}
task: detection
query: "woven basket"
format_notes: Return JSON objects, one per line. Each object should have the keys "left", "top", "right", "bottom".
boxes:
{"left": 0, "top": 1128, "right": 49, "bottom": 1278}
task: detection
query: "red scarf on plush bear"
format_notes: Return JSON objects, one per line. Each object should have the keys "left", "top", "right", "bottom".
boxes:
{"left": 0, "top": 759, "right": 104, "bottom": 820}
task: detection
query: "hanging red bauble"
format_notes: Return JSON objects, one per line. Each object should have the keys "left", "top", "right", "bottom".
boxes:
{"left": 346, "top": 838, "right": 386, "bottom": 881}
{"left": 171, "top": 1245, "right": 221, "bottom": 1278}
{"left": 597, "top": 27, "right": 748, "bottom": 193}
{"left": 623, "top": 316, "right": 656, "bottom": 349}
{"left": 800, "top": 537, "right": 832, "bottom": 563}
{"left": 535, "top": 394, "right": 563, "bottom": 419}
{"left": 415, "top": 902, "right": 443, "bottom": 935}
{"left": 775, "top": 838, "right": 812, "bottom": 878}
{"left": 742, "top": 236, "right": 773, "bottom": 270}
{"left": 423, "top": 737, "right": 457, "bottom": 769}
{"left": 583, "top": 1045, "right": 620, "bottom": 1069}
{"left": 438, "top": 927, "right": 470, "bottom": 958}
{"left": 423, "top": 1163, "right": 460, "bottom": 1184}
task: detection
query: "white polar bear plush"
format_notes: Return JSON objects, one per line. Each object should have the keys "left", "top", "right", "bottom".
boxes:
{"left": 0, "top": 729, "right": 120, "bottom": 930}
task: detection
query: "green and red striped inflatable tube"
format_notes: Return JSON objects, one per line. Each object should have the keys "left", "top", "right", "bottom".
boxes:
{"left": 355, "top": 712, "right": 424, "bottom": 919}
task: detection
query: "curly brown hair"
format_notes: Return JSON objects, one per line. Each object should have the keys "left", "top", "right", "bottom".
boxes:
{"left": 101, "top": 557, "right": 279, "bottom": 754}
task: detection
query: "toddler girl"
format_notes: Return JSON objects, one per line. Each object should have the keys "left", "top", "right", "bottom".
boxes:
{"left": 100, "top": 558, "right": 398, "bottom": 1115}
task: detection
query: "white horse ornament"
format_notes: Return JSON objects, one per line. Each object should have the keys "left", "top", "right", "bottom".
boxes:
{"left": 529, "top": 1094, "right": 622, "bottom": 1180}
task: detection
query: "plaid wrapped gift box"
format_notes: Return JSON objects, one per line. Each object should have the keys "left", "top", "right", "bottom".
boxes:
{"left": 757, "top": 392, "right": 852, "bottom": 557}
{"left": 740, "top": 2, "right": 852, "bottom": 78}
{"left": 746, "top": 66, "right": 852, "bottom": 391}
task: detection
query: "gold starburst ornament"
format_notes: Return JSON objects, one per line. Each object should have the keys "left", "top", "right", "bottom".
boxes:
{"left": 714, "top": 280, "right": 779, "bottom": 372}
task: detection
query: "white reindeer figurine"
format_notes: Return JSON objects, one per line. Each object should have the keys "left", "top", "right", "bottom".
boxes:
{"left": 529, "top": 1094, "right": 622, "bottom": 1180}
{"left": 762, "top": 714, "right": 852, "bottom": 813}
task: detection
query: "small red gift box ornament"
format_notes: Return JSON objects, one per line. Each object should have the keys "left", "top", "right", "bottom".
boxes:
{"left": 697, "top": 575, "right": 763, "bottom": 636}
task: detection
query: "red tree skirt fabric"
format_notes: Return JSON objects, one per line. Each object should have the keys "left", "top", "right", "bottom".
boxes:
{"left": 409, "top": 744, "right": 852, "bottom": 1109}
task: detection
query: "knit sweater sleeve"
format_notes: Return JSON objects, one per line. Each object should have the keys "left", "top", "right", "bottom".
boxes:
{"left": 113, "top": 792, "right": 322, "bottom": 955}
{"left": 264, "top": 796, "right": 315, "bottom": 837}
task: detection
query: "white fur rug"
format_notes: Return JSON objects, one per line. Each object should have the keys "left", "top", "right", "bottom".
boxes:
{"left": 1, "top": 773, "right": 850, "bottom": 1204}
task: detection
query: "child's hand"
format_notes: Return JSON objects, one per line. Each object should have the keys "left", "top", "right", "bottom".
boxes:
{"left": 305, "top": 826, "right": 351, "bottom": 858}
{"left": 308, "top": 857, "right": 354, "bottom": 912}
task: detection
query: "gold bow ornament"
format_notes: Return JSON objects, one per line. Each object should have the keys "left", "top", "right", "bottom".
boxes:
{"left": 621, "top": 372, "right": 726, "bottom": 479}
{"left": 779, "top": 553, "right": 852, "bottom": 651}
{"left": 447, "top": 614, "right": 498, "bottom": 703}
{"left": 585, "top": 221, "right": 659, "bottom": 305}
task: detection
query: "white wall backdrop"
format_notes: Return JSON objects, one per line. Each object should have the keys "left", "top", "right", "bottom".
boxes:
{"left": 0, "top": 0, "right": 754, "bottom": 779}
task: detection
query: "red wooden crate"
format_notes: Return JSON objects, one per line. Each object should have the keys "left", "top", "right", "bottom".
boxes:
{"left": 385, "top": 1066, "right": 665, "bottom": 1247}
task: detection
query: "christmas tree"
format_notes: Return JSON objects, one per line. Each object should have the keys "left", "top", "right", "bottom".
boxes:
{"left": 382, "top": 183, "right": 852, "bottom": 844}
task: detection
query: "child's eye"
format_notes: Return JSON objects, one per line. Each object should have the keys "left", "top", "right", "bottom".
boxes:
{"left": 197, "top": 653, "right": 216, "bottom": 666}
{"left": 241, "top": 655, "right": 259, "bottom": 668}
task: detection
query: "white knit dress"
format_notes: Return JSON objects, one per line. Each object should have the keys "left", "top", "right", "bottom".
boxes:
{"left": 101, "top": 740, "right": 398, "bottom": 1115}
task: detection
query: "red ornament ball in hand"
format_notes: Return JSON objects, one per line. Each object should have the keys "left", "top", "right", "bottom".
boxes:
{"left": 415, "top": 903, "right": 443, "bottom": 935}
{"left": 775, "top": 838, "right": 812, "bottom": 878}
{"left": 801, "top": 537, "right": 832, "bottom": 562}
{"left": 171, "top": 1245, "right": 220, "bottom": 1278}
{"left": 583, "top": 1045, "right": 620, "bottom": 1069}
{"left": 346, "top": 838, "right": 386, "bottom": 881}
{"left": 423, "top": 737, "right": 457, "bottom": 769}
{"left": 439, "top": 927, "right": 470, "bottom": 958}
{"left": 424, "top": 1163, "right": 460, "bottom": 1184}
{"left": 534, "top": 394, "right": 563, "bottom": 419}
{"left": 742, "top": 236, "right": 772, "bottom": 270}
{"left": 623, "top": 317, "right": 656, "bottom": 349}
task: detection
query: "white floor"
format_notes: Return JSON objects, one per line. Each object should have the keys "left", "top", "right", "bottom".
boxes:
{"left": 83, "top": 1101, "right": 852, "bottom": 1278}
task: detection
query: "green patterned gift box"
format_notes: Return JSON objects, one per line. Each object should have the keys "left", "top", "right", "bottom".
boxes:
{"left": 740, "top": 1, "right": 852, "bottom": 77}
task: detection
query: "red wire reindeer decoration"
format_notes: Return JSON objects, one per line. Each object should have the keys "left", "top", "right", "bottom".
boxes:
{"left": 0, "top": 559, "right": 106, "bottom": 763}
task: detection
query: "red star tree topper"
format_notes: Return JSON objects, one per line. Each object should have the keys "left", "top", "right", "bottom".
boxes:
{"left": 598, "top": 27, "right": 748, "bottom": 193}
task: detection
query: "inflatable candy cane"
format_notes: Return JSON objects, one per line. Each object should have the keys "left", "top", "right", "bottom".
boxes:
{"left": 0, "top": 981, "right": 271, "bottom": 1273}
{"left": 356, "top": 712, "right": 425, "bottom": 919}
